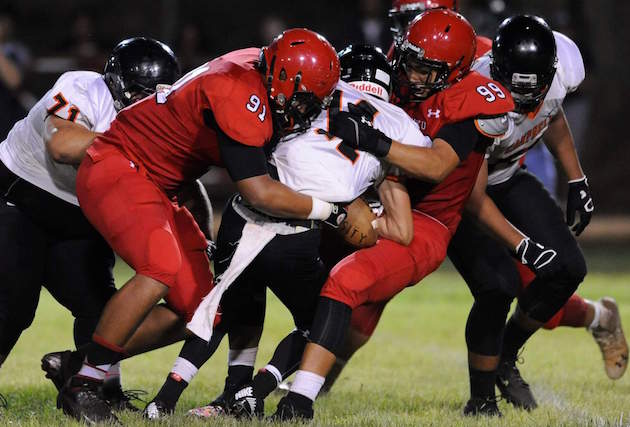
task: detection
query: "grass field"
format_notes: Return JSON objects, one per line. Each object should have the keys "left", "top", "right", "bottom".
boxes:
{"left": 1, "top": 245, "right": 629, "bottom": 426}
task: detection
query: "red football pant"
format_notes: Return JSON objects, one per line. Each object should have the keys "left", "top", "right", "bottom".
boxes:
{"left": 349, "top": 235, "right": 589, "bottom": 337}
{"left": 76, "top": 146, "right": 212, "bottom": 322}
{"left": 321, "top": 211, "right": 451, "bottom": 310}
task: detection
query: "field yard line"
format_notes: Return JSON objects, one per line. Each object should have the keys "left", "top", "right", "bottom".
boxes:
{"left": 534, "top": 384, "right": 614, "bottom": 427}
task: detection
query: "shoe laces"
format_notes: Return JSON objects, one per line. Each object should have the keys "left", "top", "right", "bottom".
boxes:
{"left": 501, "top": 353, "right": 531, "bottom": 390}
{"left": 120, "top": 389, "right": 148, "bottom": 404}
{"left": 0, "top": 392, "right": 7, "bottom": 409}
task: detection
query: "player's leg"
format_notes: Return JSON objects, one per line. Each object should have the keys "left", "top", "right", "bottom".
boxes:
{"left": 229, "top": 228, "right": 328, "bottom": 418}
{"left": 447, "top": 213, "right": 519, "bottom": 415}
{"left": 318, "top": 300, "right": 389, "bottom": 394}
{"left": 0, "top": 200, "right": 46, "bottom": 367}
{"left": 40, "top": 236, "right": 142, "bottom": 409}
{"left": 147, "top": 199, "right": 257, "bottom": 418}
{"left": 492, "top": 170, "right": 587, "bottom": 407}
{"left": 275, "top": 213, "right": 450, "bottom": 420}
{"left": 57, "top": 153, "right": 188, "bottom": 423}
{"left": 515, "top": 262, "right": 628, "bottom": 379}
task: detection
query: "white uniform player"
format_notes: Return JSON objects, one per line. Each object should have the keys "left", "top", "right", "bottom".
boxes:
{"left": 271, "top": 80, "right": 431, "bottom": 203}
{"left": 472, "top": 31, "right": 585, "bottom": 186}
{"left": 0, "top": 71, "right": 116, "bottom": 205}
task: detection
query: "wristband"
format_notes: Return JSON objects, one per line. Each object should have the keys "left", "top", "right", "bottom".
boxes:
{"left": 307, "top": 197, "right": 333, "bottom": 220}
{"left": 568, "top": 175, "right": 587, "bottom": 184}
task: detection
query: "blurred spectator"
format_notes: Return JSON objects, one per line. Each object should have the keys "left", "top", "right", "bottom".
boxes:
{"left": 258, "top": 14, "right": 287, "bottom": 45}
{"left": 357, "top": 0, "right": 390, "bottom": 48}
{"left": 177, "top": 23, "right": 209, "bottom": 72}
{"left": 0, "top": 13, "right": 30, "bottom": 140}
{"left": 63, "top": 13, "right": 106, "bottom": 72}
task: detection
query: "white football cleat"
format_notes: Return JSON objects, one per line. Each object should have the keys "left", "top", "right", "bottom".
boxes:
{"left": 590, "top": 297, "right": 629, "bottom": 379}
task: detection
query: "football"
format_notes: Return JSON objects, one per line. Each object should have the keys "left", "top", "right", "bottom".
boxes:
{"left": 336, "top": 197, "right": 378, "bottom": 248}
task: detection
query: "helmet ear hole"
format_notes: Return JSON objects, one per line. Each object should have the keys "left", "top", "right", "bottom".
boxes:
{"left": 279, "top": 68, "right": 287, "bottom": 81}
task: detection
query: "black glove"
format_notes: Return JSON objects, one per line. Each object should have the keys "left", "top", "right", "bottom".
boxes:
{"left": 566, "top": 176, "right": 594, "bottom": 236}
{"left": 515, "top": 238, "right": 560, "bottom": 279}
{"left": 328, "top": 104, "right": 392, "bottom": 157}
{"left": 323, "top": 203, "right": 347, "bottom": 229}
{"left": 205, "top": 239, "right": 217, "bottom": 261}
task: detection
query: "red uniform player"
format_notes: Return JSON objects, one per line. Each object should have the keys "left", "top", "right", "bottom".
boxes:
{"left": 272, "top": 10, "right": 525, "bottom": 420}
{"left": 326, "top": 3, "right": 616, "bottom": 415}
{"left": 57, "top": 29, "right": 342, "bottom": 424}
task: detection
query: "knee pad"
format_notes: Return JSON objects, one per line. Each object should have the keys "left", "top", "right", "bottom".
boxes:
{"left": 309, "top": 297, "right": 352, "bottom": 354}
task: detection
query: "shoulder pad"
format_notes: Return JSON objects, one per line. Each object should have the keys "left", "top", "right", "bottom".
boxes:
{"left": 205, "top": 55, "right": 273, "bottom": 147}
{"left": 553, "top": 31, "right": 585, "bottom": 93}
{"left": 475, "top": 115, "right": 510, "bottom": 138}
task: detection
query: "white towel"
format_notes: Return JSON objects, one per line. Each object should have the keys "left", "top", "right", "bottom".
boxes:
{"left": 186, "top": 221, "right": 276, "bottom": 342}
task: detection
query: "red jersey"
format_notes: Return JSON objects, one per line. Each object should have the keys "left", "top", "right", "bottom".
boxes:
{"left": 89, "top": 48, "right": 273, "bottom": 196}
{"left": 402, "top": 72, "right": 514, "bottom": 234}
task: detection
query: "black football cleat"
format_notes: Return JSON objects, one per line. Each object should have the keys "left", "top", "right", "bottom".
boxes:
{"left": 269, "top": 394, "right": 314, "bottom": 421}
{"left": 143, "top": 399, "right": 175, "bottom": 420}
{"left": 57, "top": 376, "right": 119, "bottom": 425}
{"left": 496, "top": 359, "right": 538, "bottom": 410}
{"left": 41, "top": 350, "right": 83, "bottom": 391}
{"left": 102, "top": 383, "right": 145, "bottom": 412}
{"left": 463, "top": 397, "right": 502, "bottom": 417}
{"left": 228, "top": 385, "right": 263, "bottom": 418}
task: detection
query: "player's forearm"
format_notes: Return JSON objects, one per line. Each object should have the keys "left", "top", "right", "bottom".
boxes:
{"left": 467, "top": 193, "right": 525, "bottom": 251}
{"left": 178, "top": 180, "right": 213, "bottom": 240}
{"left": 385, "top": 139, "right": 457, "bottom": 183}
{"left": 374, "top": 180, "right": 413, "bottom": 245}
{"left": 237, "top": 175, "right": 332, "bottom": 220}
{"left": 543, "top": 109, "right": 584, "bottom": 181}
{"left": 44, "top": 116, "right": 99, "bottom": 165}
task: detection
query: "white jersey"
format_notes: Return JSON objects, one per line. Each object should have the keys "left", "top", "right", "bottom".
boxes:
{"left": 0, "top": 71, "right": 116, "bottom": 205}
{"left": 270, "top": 80, "right": 432, "bottom": 202}
{"left": 472, "top": 31, "right": 585, "bottom": 186}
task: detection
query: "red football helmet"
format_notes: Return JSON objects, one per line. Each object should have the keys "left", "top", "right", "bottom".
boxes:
{"left": 389, "top": 0, "right": 457, "bottom": 42}
{"left": 261, "top": 28, "right": 340, "bottom": 134}
{"left": 393, "top": 9, "right": 476, "bottom": 102}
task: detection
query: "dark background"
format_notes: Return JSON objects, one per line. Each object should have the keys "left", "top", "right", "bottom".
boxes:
{"left": 1, "top": 0, "right": 628, "bottom": 214}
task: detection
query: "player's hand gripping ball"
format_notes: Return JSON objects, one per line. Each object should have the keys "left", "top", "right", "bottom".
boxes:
{"left": 335, "top": 197, "right": 378, "bottom": 248}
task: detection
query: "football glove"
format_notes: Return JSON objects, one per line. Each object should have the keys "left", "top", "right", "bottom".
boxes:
{"left": 329, "top": 104, "right": 392, "bottom": 158}
{"left": 206, "top": 239, "right": 217, "bottom": 261}
{"left": 566, "top": 176, "right": 594, "bottom": 236}
{"left": 323, "top": 203, "right": 347, "bottom": 229}
{"left": 515, "top": 237, "right": 559, "bottom": 279}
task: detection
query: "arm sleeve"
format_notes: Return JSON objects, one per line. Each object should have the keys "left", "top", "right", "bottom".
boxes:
{"left": 434, "top": 119, "right": 481, "bottom": 161}
{"left": 218, "top": 131, "right": 269, "bottom": 182}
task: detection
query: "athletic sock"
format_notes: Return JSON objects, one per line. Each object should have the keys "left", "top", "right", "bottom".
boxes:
{"left": 155, "top": 373, "right": 189, "bottom": 406}
{"left": 226, "top": 365, "right": 254, "bottom": 391}
{"left": 252, "top": 365, "right": 281, "bottom": 399}
{"left": 468, "top": 366, "right": 496, "bottom": 399}
{"left": 501, "top": 317, "right": 536, "bottom": 361}
{"left": 289, "top": 370, "right": 325, "bottom": 402}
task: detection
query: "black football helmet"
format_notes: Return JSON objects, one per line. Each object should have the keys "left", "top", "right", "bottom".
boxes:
{"left": 491, "top": 15, "right": 557, "bottom": 113}
{"left": 338, "top": 44, "right": 392, "bottom": 101}
{"left": 104, "top": 37, "right": 180, "bottom": 111}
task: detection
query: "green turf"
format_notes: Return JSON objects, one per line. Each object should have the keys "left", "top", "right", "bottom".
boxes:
{"left": 1, "top": 247, "right": 629, "bottom": 426}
